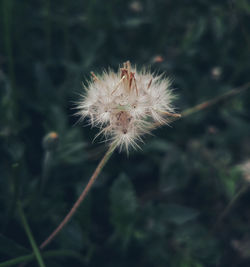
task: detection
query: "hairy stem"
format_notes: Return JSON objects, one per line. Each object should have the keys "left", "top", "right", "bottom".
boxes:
{"left": 39, "top": 141, "right": 117, "bottom": 250}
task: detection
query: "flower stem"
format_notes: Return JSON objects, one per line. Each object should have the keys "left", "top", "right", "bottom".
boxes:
{"left": 0, "top": 249, "right": 85, "bottom": 267}
{"left": 17, "top": 201, "right": 46, "bottom": 267}
{"left": 153, "top": 82, "right": 250, "bottom": 128}
{"left": 39, "top": 141, "right": 117, "bottom": 250}
{"left": 182, "top": 82, "right": 250, "bottom": 117}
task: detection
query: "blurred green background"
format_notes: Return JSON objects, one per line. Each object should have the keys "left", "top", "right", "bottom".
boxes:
{"left": 1, "top": 0, "right": 250, "bottom": 266}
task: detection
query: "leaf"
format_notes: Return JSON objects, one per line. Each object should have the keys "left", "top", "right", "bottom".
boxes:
{"left": 219, "top": 167, "right": 242, "bottom": 199}
{"left": 109, "top": 173, "right": 138, "bottom": 247}
{"left": 57, "top": 222, "right": 84, "bottom": 250}
{"left": 144, "top": 139, "right": 171, "bottom": 153}
{"left": 174, "top": 223, "right": 220, "bottom": 262}
{"left": 161, "top": 204, "right": 199, "bottom": 225}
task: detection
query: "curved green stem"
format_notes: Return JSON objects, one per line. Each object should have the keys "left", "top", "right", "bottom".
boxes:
{"left": 0, "top": 249, "right": 85, "bottom": 267}
{"left": 17, "top": 202, "right": 46, "bottom": 267}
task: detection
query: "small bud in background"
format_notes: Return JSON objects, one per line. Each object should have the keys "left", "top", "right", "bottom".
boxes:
{"left": 129, "top": 1, "right": 143, "bottom": 12}
{"left": 41, "top": 132, "right": 59, "bottom": 192}
{"left": 152, "top": 55, "right": 164, "bottom": 63}
{"left": 207, "top": 125, "right": 218, "bottom": 135}
{"left": 211, "top": 66, "right": 222, "bottom": 80}
{"left": 42, "top": 132, "right": 59, "bottom": 151}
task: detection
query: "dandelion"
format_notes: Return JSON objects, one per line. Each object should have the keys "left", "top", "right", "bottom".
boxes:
{"left": 76, "top": 61, "right": 180, "bottom": 152}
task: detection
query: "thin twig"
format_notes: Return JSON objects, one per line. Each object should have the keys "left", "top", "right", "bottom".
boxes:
{"left": 212, "top": 184, "right": 249, "bottom": 231}
{"left": 182, "top": 82, "right": 250, "bottom": 117}
{"left": 154, "top": 82, "right": 250, "bottom": 128}
{"left": 39, "top": 141, "right": 118, "bottom": 250}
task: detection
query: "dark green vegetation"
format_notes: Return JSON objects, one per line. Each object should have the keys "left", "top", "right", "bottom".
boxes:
{"left": 1, "top": 0, "right": 250, "bottom": 266}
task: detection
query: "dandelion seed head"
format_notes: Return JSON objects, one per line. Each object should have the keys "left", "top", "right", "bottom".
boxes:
{"left": 76, "top": 61, "right": 178, "bottom": 152}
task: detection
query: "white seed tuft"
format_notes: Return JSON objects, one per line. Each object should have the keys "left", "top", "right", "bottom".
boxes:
{"left": 76, "top": 61, "right": 179, "bottom": 152}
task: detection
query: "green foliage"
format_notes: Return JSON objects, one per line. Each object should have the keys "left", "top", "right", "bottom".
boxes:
{"left": 1, "top": 0, "right": 250, "bottom": 266}
{"left": 110, "top": 173, "right": 138, "bottom": 248}
{"left": 160, "top": 204, "right": 199, "bottom": 225}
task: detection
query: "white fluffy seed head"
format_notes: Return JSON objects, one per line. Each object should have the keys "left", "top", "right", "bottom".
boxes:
{"left": 75, "top": 61, "right": 178, "bottom": 152}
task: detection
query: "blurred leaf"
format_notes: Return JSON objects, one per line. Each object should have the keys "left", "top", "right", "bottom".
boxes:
{"left": 57, "top": 221, "right": 84, "bottom": 250}
{"left": 174, "top": 224, "right": 220, "bottom": 263}
{"left": 110, "top": 173, "right": 138, "bottom": 247}
{"left": 4, "top": 141, "right": 24, "bottom": 162}
{"left": 123, "top": 18, "right": 150, "bottom": 27}
{"left": 144, "top": 139, "right": 170, "bottom": 153}
{"left": 161, "top": 204, "right": 199, "bottom": 225}
{"left": 235, "top": 0, "right": 250, "bottom": 14}
{"left": 219, "top": 166, "right": 242, "bottom": 199}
